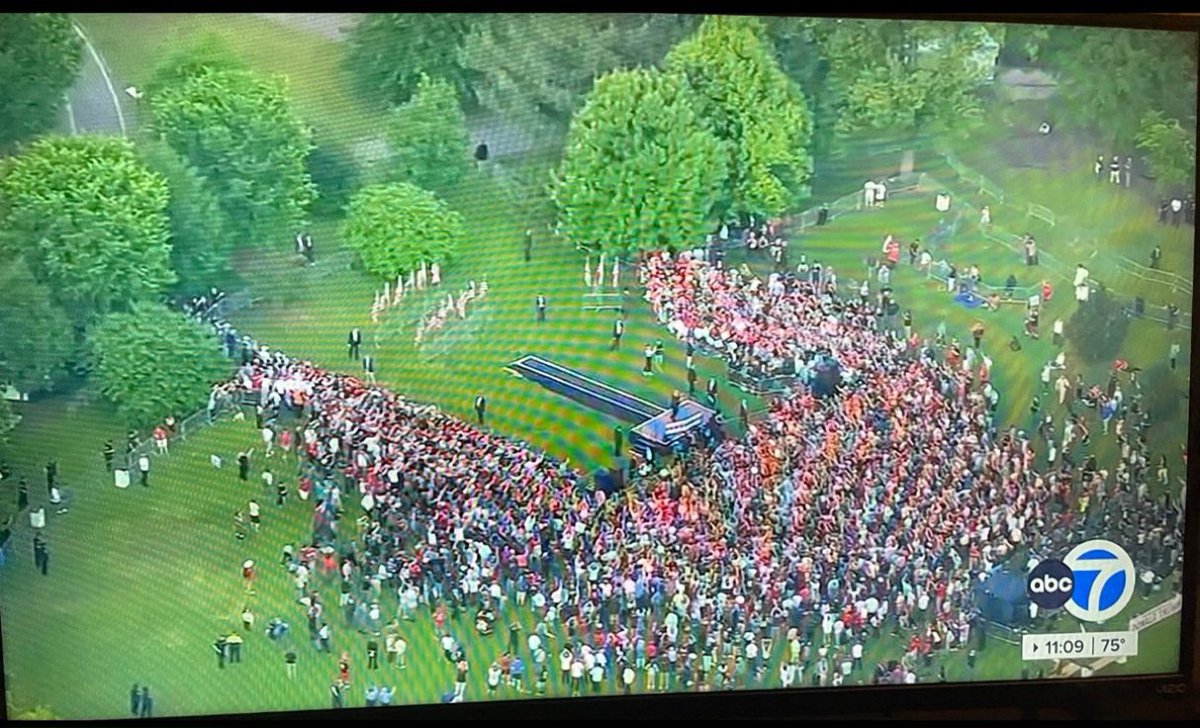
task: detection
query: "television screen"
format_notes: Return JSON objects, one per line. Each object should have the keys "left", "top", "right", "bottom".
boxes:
{"left": 0, "top": 12, "right": 1196, "bottom": 721}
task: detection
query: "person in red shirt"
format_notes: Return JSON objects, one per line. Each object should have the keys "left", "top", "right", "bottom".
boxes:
{"left": 152, "top": 425, "right": 169, "bottom": 455}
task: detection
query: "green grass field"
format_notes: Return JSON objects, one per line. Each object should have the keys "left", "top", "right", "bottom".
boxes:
{"left": 1, "top": 15, "right": 1193, "bottom": 720}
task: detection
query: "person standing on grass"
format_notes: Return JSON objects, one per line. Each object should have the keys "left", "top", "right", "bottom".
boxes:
{"left": 226, "top": 631, "right": 244, "bottom": 663}
{"left": 524, "top": 229, "right": 533, "bottom": 263}
{"left": 454, "top": 657, "right": 469, "bottom": 700}
{"left": 367, "top": 637, "right": 380, "bottom": 670}
{"left": 611, "top": 317, "right": 624, "bottom": 350}
{"left": 1109, "top": 155, "right": 1121, "bottom": 185}
{"left": 654, "top": 340, "right": 665, "bottom": 371}
{"left": 138, "top": 453, "right": 151, "bottom": 487}
{"left": 348, "top": 328, "right": 362, "bottom": 361}
{"left": 363, "top": 354, "right": 376, "bottom": 385}
{"left": 970, "top": 321, "right": 985, "bottom": 349}
{"left": 642, "top": 344, "right": 654, "bottom": 377}
{"left": 613, "top": 425, "right": 624, "bottom": 458}
{"left": 130, "top": 684, "right": 141, "bottom": 716}
{"left": 153, "top": 425, "right": 169, "bottom": 455}
{"left": 213, "top": 635, "right": 228, "bottom": 669}
{"left": 687, "top": 364, "right": 698, "bottom": 396}
{"left": 140, "top": 687, "right": 152, "bottom": 718}
{"left": 707, "top": 377, "right": 718, "bottom": 408}
{"left": 103, "top": 440, "right": 115, "bottom": 472}
{"left": 262, "top": 423, "right": 275, "bottom": 459}
{"left": 330, "top": 681, "right": 344, "bottom": 709}
{"left": 285, "top": 649, "right": 298, "bottom": 679}
{"left": 261, "top": 467, "right": 273, "bottom": 496}
{"left": 1170, "top": 342, "right": 1182, "bottom": 371}
{"left": 238, "top": 450, "right": 252, "bottom": 482}
{"left": 276, "top": 480, "right": 288, "bottom": 507}
{"left": 241, "top": 605, "right": 255, "bottom": 632}
{"left": 474, "top": 395, "right": 487, "bottom": 426}
{"left": 536, "top": 293, "right": 547, "bottom": 323}
{"left": 248, "top": 499, "right": 261, "bottom": 532}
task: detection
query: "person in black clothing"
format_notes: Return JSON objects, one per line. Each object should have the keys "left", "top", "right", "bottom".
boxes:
{"left": 687, "top": 365, "right": 698, "bottom": 396}
{"left": 214, "top": 636, "right": 228, "bottom": 669}
{"left": 474, "top": 395, "right": 486, "bottom": 426}
{"left": 17, "top": 479, "right": 29, "bottom": 512}
{"left": 524, "top": 229, "right": 533, "bottom": 263}
{"left": 347, "top": 329, "right": 362, "bottom": 361}
{"left": 706, "top": 378, "right": 718, "bottom": 408}
{"left": 1150, "top": 245, "right": 1162, "bottom": 269}
{"left": 276, "top": 481, "right": 288, "bottom": 506}
{"left": 367, "top": 638, "right": 380, "bottom": 669}
{"left": 536, "top": 294, "right": 547, "bottom": 322}
{"left": 33, "top": 533, "right": 48, "bottom": 576}
{"left": 610, "top": 318, "right": 624, "bottom": 350}
{"left": 45, "top": 459, "right": 56, "bottom": 496}
{"left": 127, "top": 430, "right": 139, "bottom": 455}
{"left": 238, "top": 451, "right": 251, "bottom": 481}
{"left": 1159, "top": 199, "right": 1171, "bottom": 225}
{"left": 613, "top": 426, "right": 624, "bottom": 458}
{"left": 670, "top": 390, "right": 681, "bottom": 421}
{"left": 103, "top": 440, "right": 115, "bottom": 472}
{"left": 303, "top": 234, "right": 315, "bottom": 265}
{"left": 685, "top": 339, "right": 695, "bottom": 369}
{"left": 140, "top": 687, "right": 152, "bottom": 718}
{"left": 1186, "top": 195, "right": 1196, "bottom": 226}
{"left": 130, "top": 684, "right": 141, "bottom": 716}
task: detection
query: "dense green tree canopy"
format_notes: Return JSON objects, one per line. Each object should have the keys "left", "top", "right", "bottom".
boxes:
{"left": 345, "top": 13, "right": 478, "bottom": 110}
{"left": 139, "top": 141, "right": 232, "bottom": 294}
{"left": 0, "top": 396, "right": 13, "bottom": 446}
{"left": 145, "top": 32, "right": 247, "bottom": 99}
{"left": 0, "top": 136, "right": 174, "bottom": 321}
{"left": 1135, "top": 110, "right": 1196, "bottom": 192}
{"left": 1068, "top": 286, "right": 1130, "bottom": 364}
{"left": 462, "top": 14, "right": 700, "bottom": 136}
{"left": 667, "top": 15, "right": 813, "bottom": 218}
{"left": 149, "top": 66, "right": 315, "bottom": 245}
{"left": 89, "top": 302, "right": 230, "bottom": 426}
{"left": 340, "top": 182, "right": 464, "bottom": 280}
{"left": 552, "top": 68, "right": 726, "bottom": 255}
{"left": 800, "top": 18, "right": 1004, "bottom": 135}
{"left": 0, "top": 259, "right": 75, "bottom": 395}
{"left": 387, "top": 73, "right": 471, "bottom": 190}
{"left": 0, "top": 14, "right": 82, "bottom": 148}
{"left": 1047, "top": 27, "right": 1197, "bottom": 147}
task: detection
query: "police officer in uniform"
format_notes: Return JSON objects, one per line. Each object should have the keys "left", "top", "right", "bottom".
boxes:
{"left": 347, "top": 328, "right": 362, "bottom": 360}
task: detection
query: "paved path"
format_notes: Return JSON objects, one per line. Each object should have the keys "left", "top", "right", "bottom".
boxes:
{"left": 62, "top": 23, "right": 127, "bottom": 137}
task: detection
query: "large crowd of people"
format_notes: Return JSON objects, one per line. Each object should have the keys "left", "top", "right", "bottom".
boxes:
{"left": 206, "top": 242, "right": 1184, "bottom": 701}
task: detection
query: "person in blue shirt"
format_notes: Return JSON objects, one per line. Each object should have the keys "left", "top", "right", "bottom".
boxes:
{"left": 364, "top": 685, "right": 379, "bottom": 707}
{"left": 510, "top": 655, "right": 526, "bottom": 693}
{"left": 377, "top": 686, "right": 394, "bottom": 706}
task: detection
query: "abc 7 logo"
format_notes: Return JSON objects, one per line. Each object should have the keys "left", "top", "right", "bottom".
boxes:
{"left": 1026, "top": 540, "right": 1136, "bottom": 622}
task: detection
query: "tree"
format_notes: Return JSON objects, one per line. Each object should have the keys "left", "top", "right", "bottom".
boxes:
{"left": 0, "top": 396, "right": 13, "bottom": 446}
{"left": 139, "top": 140, "right": 232, "bottom": 294}
{"left": 802, "top": 18, "right": 1004, "bottom": 135}
{"left": 0, "top": 259, "right": 75, "bottom": 395}
{"left": 0, "top": 14, "right": 82, "bottom": 148}
{"left": 345, "top": 13, "right": 479, "bottom": 110}
{"left": 1067, "top": 286, "right": 1130, "bottom": 364}
{"left": 552, "top": 68, "right": 726, "bottom": 256}
{"left": 386, "top": 73, "right": 471, "bottom": 190}
{"left": 1135, "top": 110, "right": 1196, "bottom": 192}
{"left": 461, "top": 14, "right": 700, "bottom": 137}
{"left": 306, "top": 135, "right": 361, "bottom": 218}
{"left": 340, "top": 182, "right": 464, "bottom": 280}
{"left": 149, "top": 66, "right": 316, "bottom": 245}
{"left": 145, "top": 32, "right": 246, "bottom": 99}
{"left": 88, "top": 302, "right": 230, "bottom": 426}
{"left": 0, "top": 135, "right": 174, "bottom": 322}
{"left": 667, "top": 15, "right": 813, "bottom": 219}
{"left": 1047, "top": 27, "right": 1196, "bottom": 148}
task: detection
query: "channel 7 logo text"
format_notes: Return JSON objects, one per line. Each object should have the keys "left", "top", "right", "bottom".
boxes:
{"left": 1027, "top": 540, "right": 1136, "bottom": 623}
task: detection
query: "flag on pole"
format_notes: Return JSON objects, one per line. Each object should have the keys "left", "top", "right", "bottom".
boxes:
{"left": 584, "top": 257, "right": 592, "bottom": 287}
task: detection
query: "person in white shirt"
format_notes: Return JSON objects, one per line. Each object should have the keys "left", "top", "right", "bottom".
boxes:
{"left": 262, "top": 425, "right": 275, "bottom": 457}
{"left": 780, "top": 661, "right": 796, "bottom": 688}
